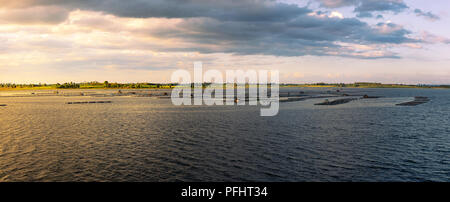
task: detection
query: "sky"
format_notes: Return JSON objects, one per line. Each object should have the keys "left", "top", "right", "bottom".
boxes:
{"left": 0, "top": 0, "right": 449, "bottom": 84}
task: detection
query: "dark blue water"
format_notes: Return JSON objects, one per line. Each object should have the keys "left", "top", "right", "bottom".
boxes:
{"left": 0, "top": 88, "right": 449, "bottom": 181}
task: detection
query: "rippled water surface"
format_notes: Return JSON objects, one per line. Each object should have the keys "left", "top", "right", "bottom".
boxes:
{"left": 0, "top": 88, "right": 449, "bottom": 181}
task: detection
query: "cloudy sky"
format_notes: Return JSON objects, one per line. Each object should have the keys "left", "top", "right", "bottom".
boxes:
{"left": 0, "top": 0, "right": 449, "bottom": 84}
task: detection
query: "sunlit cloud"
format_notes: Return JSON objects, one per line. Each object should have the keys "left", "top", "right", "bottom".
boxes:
{"left": 0, "top": 0, "right": 448, "bottom": 84}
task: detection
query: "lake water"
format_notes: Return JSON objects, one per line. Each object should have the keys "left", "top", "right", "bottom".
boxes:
{"left": 0, "top": 88, "right": 449, "bottom": 181}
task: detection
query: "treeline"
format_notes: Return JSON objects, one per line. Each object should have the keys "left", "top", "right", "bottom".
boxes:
{"left": 0, "top": 83, "right": 48, "bottom": 88}
{"left": 2, "top": 82, "right": 450, "bottom": 89}
{"left": 57, "top": 81, "right": 178, "bottom": 89}
{"left": 0, "top": 81, "right": 177, "bottom": 89}
{"left": 56, "top": 82, "right": 80, "bottom": 89}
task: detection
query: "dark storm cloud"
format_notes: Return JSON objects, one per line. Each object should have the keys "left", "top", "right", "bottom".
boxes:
{"left": 147, "top": 16, "right": 416, "bottom": 57}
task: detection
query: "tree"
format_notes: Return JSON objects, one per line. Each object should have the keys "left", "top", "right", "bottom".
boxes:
{"left": 104, "top": 81, "right": 110, "bottom": 88}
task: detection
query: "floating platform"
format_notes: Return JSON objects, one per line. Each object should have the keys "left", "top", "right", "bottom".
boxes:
{"left": 362, "top": 95, "right": 382, "bottom": 99}
{"left": 315, "top": 98, "right": 358, "bottom": 106}
{"left": 396, "top": 97, "right": 430, "bottom": 106}
{"left": 279, "top": 97, "right": 307, "bottom": 103}
{"left": 66, "top": 101, "right": 112, "bottom": 104}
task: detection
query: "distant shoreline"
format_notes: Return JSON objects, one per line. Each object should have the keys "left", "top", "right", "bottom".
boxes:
{"left": 1, "top": 81, "right": 450, "bottom": 91}
{"left": 0, "top": 87, "right": 172, "bottom": 91}
{"left": 1, "top": 84, "right": 450, "bottom": 91}
{"left": 280, "top": 84, "right": 450, "bottom": 89}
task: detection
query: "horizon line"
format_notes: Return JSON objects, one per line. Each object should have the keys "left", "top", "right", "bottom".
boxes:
{"left": 1, "top": 82, "right": 450, "bottom": 86}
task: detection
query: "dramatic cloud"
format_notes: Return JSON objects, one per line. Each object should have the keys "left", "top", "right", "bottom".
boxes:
{"left": 318, "top": 0, "right": 441, "bottom": 21}
{"left": 354, "top": 0, "right": 408, "bottom": 14}
{"left": 318, "top": 0, "right": 411, "bottom": 18}
{"left": 318, "top": 0, "right": 407, "bottom": 12}
{"left": 0, "top": 0, "right": 310, "bottom": 22}
{"left": 0, "top": 0, "right": 448, "bottom": 84}
{"left": 0, "top": 0, "right": 420, "bottom": 59}
{"left": 149, "top": 16, "right": 416, "bottom": 58}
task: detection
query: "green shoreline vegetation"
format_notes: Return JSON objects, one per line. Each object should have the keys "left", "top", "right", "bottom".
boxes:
{"left": 0, "top": 81, "right": 449, "bottom": 91}
{"left": 0, "top": 81, "right": 176, "bottom": 90}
